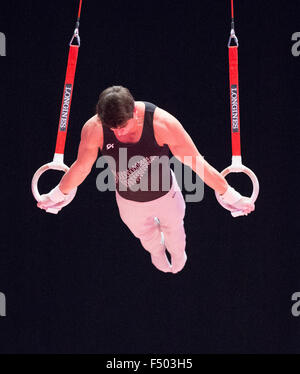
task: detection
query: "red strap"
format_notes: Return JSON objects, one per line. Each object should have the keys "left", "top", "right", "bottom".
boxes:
{"left": 78, "top": 0, "right": 83, "bottom": 20}
{"left": 55, "top": 45, "right": 79, "bottom": 155}
{"left": 231, "top": 0, "right": 234, "bottom": 19}
{"left": 228, "top": 46, "right": 241, "bottom": 156}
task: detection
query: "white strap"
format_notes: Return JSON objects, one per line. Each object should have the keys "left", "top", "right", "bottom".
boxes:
{"left": 220, "top": 186, "right": 242, "bottom": 205}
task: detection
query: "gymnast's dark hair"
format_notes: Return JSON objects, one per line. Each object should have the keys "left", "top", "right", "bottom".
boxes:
{"left": 96, "top": 86, "right": 135, "bottom": 128}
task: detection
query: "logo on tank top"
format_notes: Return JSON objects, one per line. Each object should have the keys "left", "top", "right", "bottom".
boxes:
{"left": 112, "top": 156, "right": 158, "bottom": 188}
{"left": 106, "top": 143, "right": 115, "bottom": 150}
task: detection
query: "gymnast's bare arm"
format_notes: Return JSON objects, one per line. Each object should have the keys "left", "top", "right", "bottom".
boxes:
{"left": 59, "top": 119, "right": 101, "bottom": 194}
{"left": 154, "top": 107, "right": 228, "bottom": 195}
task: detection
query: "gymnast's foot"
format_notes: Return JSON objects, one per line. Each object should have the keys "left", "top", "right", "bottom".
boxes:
{"left": 171, "top": 251, "right": 187, "bottom": 274}
{"left": 151, "top": 250, "right": 172, "bottom": 273}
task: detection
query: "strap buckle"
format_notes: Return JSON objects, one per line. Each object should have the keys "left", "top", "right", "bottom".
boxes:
{"left": 69, "top": 22, "right": 80, "bottom": 46}
{"left": 228, "top": 28, "right": 239, "bottom": 47}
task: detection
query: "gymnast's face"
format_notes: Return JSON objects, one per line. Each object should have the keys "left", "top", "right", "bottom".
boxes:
{"left": 110, "top": 110, "right": 137, "bottom": 137}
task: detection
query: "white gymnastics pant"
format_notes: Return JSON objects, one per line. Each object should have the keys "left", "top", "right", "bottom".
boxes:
{"left": 115, "top": 170, "right": 186, "bottom": 259}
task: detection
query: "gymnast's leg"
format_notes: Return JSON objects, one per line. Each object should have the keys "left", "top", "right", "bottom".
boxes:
{"left": 115, "top": 193, "right": 172, "bottom": 273}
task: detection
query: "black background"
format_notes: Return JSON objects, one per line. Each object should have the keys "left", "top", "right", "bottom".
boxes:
{"left": 0, "top": 0, "right": 299, "bottom": 354}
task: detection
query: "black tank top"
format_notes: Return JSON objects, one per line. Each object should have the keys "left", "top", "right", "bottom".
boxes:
{"left": 101, "top": 101, "right": 172, "bottom": 202}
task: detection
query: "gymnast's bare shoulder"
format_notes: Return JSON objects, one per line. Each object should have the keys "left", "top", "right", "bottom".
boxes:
{"left": 84, "top": 114, "right": 104, "bottom": 150}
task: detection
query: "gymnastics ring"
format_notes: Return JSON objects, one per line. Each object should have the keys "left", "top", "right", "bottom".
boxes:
{"left": 215, "top": 158, "right": 259, "bottom": 217}
{"left": 32, "top": 1, "right": 82, "bottom": 214}
{"left": 215, "top": 1, "right": 260, "bottom": 218}
{"left": 31, "top": 158, "right": 77, "bottom": 214}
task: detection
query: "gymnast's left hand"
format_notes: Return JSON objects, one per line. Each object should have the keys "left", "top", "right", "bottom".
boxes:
{"left": 229, "top": 196, "right": 255, "bottom": 215}
{"left": 219, "top": 186, "right": 255, "bottom": 216}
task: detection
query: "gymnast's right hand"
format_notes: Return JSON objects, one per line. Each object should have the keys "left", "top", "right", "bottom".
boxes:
{"left": 37, "top": 185, "right": 75, "bottom": 213}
